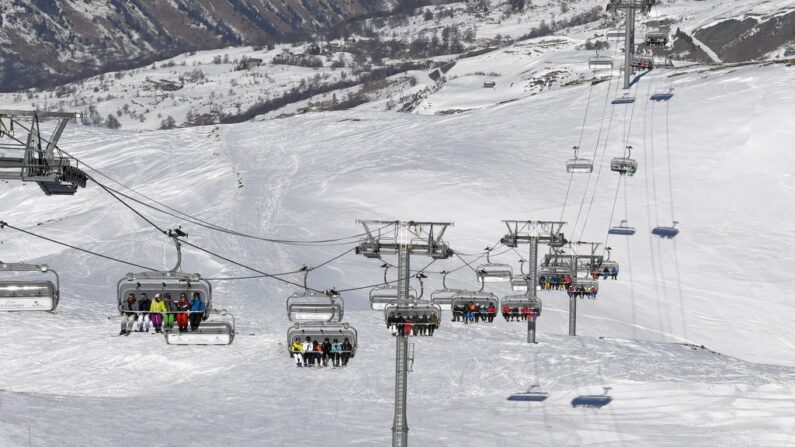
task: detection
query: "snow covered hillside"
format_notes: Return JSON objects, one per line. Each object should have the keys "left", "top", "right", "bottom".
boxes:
{"left": 1, "top": 55, "right": 794, "bottom": 445}
{"left": 1, "top": 0, "right": 795, "bottom": 445}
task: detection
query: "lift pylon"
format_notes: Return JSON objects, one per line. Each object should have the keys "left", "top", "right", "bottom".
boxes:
{"left": 606, "top": 0, "right": 658, "bottom": 89}
{"left": 0, "top": 110, "right": 87, "bottom": 195}
{"left": 356, "top": 220, "right": 453, "bottom": 447}
{"left": 501, "top": 220, "right": 567, "bottom": 343}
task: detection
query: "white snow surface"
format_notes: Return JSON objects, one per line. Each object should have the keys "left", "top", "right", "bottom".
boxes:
{"left": 1, "top": 40, "right": 795, "bottom": 447}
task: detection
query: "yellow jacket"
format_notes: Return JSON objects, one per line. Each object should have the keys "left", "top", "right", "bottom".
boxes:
{"left": 150, "top": 299, "right": 167, "bottom": 313}
{"left": 291, "top": 341, "right": 304, "bottom": 353}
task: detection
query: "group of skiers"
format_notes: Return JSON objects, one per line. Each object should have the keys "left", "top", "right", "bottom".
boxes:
{"left": 451, "top": 302, "right": 497, "bottom": 323}
{"left": 290, "top": 336, "right": 353, "bottom": 368}
{"left": 119, "top": 291, "right": 206, "bottom": 336}
{"left": 386, "top": 313, "right": 439, "bottom": 336}
{"left": 591, "top": 266, "right": 619, "bottom": 280}
{"left": 501, "top": 304, "right": 539, "bottom": 322}
{"left": 567, "top": 286, "right": 599, "bottom": 300}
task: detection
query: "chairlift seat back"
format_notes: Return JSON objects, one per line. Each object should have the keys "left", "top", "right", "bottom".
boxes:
{"left": 501, "top": 294, "right": 542, "bottom": 315}
{"left": 369, "top": 285, "right": 416, "bottom": 310}
{"left": 451, "top": 291, "right": 499, "bottom": 309}
{"left": 287, "top": 291, "right": 344, "bottom": 322}
{"left": 0, "top": 280, "right": 58, "bottom": 311}
{"left": 477, "top": 263, "right": 513, "bottom": 283}
{"left": 510, "top": 277, "right": 529, "bottom": 292}
{"left": 118, "top": 274, "right": 211, "bottom": 314}
{"left": 566, "top": 158, "right": 594, "bottom": 174}
{"left": 430, "top": 289, "right": 465, "bottom": 311}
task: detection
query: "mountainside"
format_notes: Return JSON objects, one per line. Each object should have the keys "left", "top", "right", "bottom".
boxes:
{"left": 0, "top": 0, "right": 396, "bottom": 91}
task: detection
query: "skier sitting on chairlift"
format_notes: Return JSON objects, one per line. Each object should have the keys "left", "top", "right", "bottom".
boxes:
{"left": 136, "top": 292, "right": 152, "bottom": 332}
{"left": 189, "top": 292, "right": 205, "bottom": 332}
{"left": 291, "top": 338, "right": 304, "bottom": 367}
{"left": 120, "top": 293, "right": 138, "bottom": 336}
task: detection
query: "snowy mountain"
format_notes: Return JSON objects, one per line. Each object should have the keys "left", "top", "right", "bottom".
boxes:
{"left": 1, "top": 0, "right": 795, "bottom": 445}
{"left": 0, "top": 0, "right": 398, "bottom": 91}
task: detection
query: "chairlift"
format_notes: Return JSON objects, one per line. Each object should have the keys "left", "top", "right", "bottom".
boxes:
{"left": 287, "top": 321, "right": 358, "bottom": 357}
{"left": 588, "top": 53, "right": 613, "bottom": 70}
{"left": 650, "top": 88, "right": 674, "bottom": 101}
{"left": 510, "top": 260, "right": 529, "bottom": 292}
{"left": 652, "top": 221, "right": 680, "bottom": 239}
{"left": 451, "top": 289, "right": 499, "bottom": 323}
{"left": 384, "top": 303, "right": 442, "bottom": 330}
{"left": 0, "top": 263, "right": 60, "bottom": 311}
{"left": 572, "top": 387, "right": 613, "bottom": 408}
{"left": 165, "top": 309, "right": 235, "bottom": 345}
{"left": 610, "top": 146, "right": 638, "bottom": 176}
{"left": 566, "top": 146, "right": 593, "bottom": 174}
{"left": 631, "top": 55, "right": 654, "bottom": 71}
{"left": 476, "top": 248, "right": 513, "bottom": 283}
{"left": 644, "top": 31, "right": 668, "bottom": 47}
{"left": 430, "top": 271, "right": 465, "bottom": 310}
{"left": 537, "top": 265, "right": 573, "bottom": 287}
{"left": 286, "top": 268, "right": 344, "bottom": 322}
{"left": 569, "top": 278, "right": 599, "bottom": 298}
{"left": 507, "top": 384, "right": 549, "bottom": 402}
{"left": 369, "top": 264, "right": 417, "bottom": 310}
{"left": 117, "top": 271, "right": 213, "bottom": 314}
{"left": 611, "top": 93, "right": 636, "bottom": 105}
{"left": 500, "top": 294, "right": 542, "bottom": 320}
{"left": 608, "top": 219, "right": 636, "bottom": 235}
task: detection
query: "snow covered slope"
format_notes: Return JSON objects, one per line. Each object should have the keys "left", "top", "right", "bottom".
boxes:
{"left": 1, "top": 54, "right": 794, "bottom": 445}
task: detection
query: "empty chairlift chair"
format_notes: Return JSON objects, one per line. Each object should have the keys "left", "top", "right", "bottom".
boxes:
{"left": 477, "top": 249, "right": 513, "bottom": 283}
{"left": 0, "top": 263, "right": 60, "bottom": 311}
{"left": 588, "top": 52, "right": 613, "bottom": 70}
{"left": 608, "top": 219, "right": 636, "bottom": 236}
{"left": 510, "top": 260, "right": 530, "bottom": 292}
{"left": 566, "top": 146, "right": 593, "bottom": 174}
{"left": 652, "top": 221, "right": 680, "bottom": 239}
{"left": 369, "top": 284, "right": 417, "bottom": 311}
{"left": 430, "top": 271, "right": 464, "bottom": 311}
{"left": 610, "top": 146, "right": 638, "bottom": 176}
{"left": 286, "top": 290, "right": 344, "bottom": 322}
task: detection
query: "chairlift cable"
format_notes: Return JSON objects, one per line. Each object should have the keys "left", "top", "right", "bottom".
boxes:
{"left": 334, "top": 259, "right": 438, "bottom": 293}
{"left": 560, "top": 78, "right": 598, "bottom": 220}
{"left": 571, "top": 70, "right": 616, "bottom": 235}
{"left": 0, "top": 221, "right": 159, "bottom": 272}
{"left": 603, "top": 176, "right": 623, "bottom": 248}
{"left": 11, "top": 120, "right": 388, "bottom": 246}
{"left": 89, "top": 176, "right": 168, "bottom": 236}
{"left": 205, "top": 247, "right": 357, "bottom": 281}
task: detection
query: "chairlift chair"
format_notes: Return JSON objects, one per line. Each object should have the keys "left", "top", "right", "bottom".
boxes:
{"left": 287, "top": 290, "right": 344, "bottom": 322}
{"left": 287, "top": 321, "right": 358, "bottom": 357}
{"left": 588, "top": 55, "right": 613, "bottom": 70}
{"left": 607, "top": 30, "right": 626, "bottom": 40}
{"left": 566, "top": 146, "right": 593, "bottom": 174}
{"left": 0, "top": 263, "right": 60, "bottom": 311}
{"left": 384, "top": 303, "right": 442, "bottom": 330}
{"left": 117, "top": 271, "right": 212, "bottom": 315}
{"left": 510, "top": 259, "right": 529, "bottom": 291}
{"left": 451, "top": 290, "right": 499, "bottom": 322}
{"left": 476, "top": 248, "right": 513, "bottom": 283}
{"left": 500, "top": 294, "right": 542, "bottom": 320}
{"left": 369, "top": 284, "right": 417, "bottom": 310}
{"left": 570, "top": 278, "right": 599, "bottom": 298}
{"left": 608, "top": 220, "right": 636, "bottom": 235}
{"left": 165, "top": 309, "right": 235, "bottom": 345}
{"left": 652, "top": 221, "right": 679, "bottom": 239}
{"left": 610, "top": 146, "right": 638, "bottom": 176}
{"left": 430, "top": 271, "right": 464, "bottom": 310}
{"left": 644, "top": 31, "right": 668, "bottom": 47}
{"left": 611, "top": 93, "right": 636, "bottom": 105}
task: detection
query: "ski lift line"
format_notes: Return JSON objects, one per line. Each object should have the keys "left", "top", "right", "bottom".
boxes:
{"left": 176, "top": 238, "right": 320, "bottom": 292}
{"left": 89, "top": 176, "right": 168, "bottom": 236}
{"left": 603, "top": 176, "right": 624, "bottom": 248}
{"left": 575, "top": 94, "right": 618, "bottom": 241}
{"left": 12, "top": 119, "right": 389, "bottom": 246}
{"left": 204, "top": 246, "right": 357, "bottom": 281}
{"left": 0, "top": 221, "right": 159, "bottom": 272}
{"left": 570, "top": 68, "right": 617, "bottom": 235}
{"left": 335, "top": 258, "right": 439, "bottom": 293}
{"left": 98, "top": 181, "right": 387, "bottom": 246}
